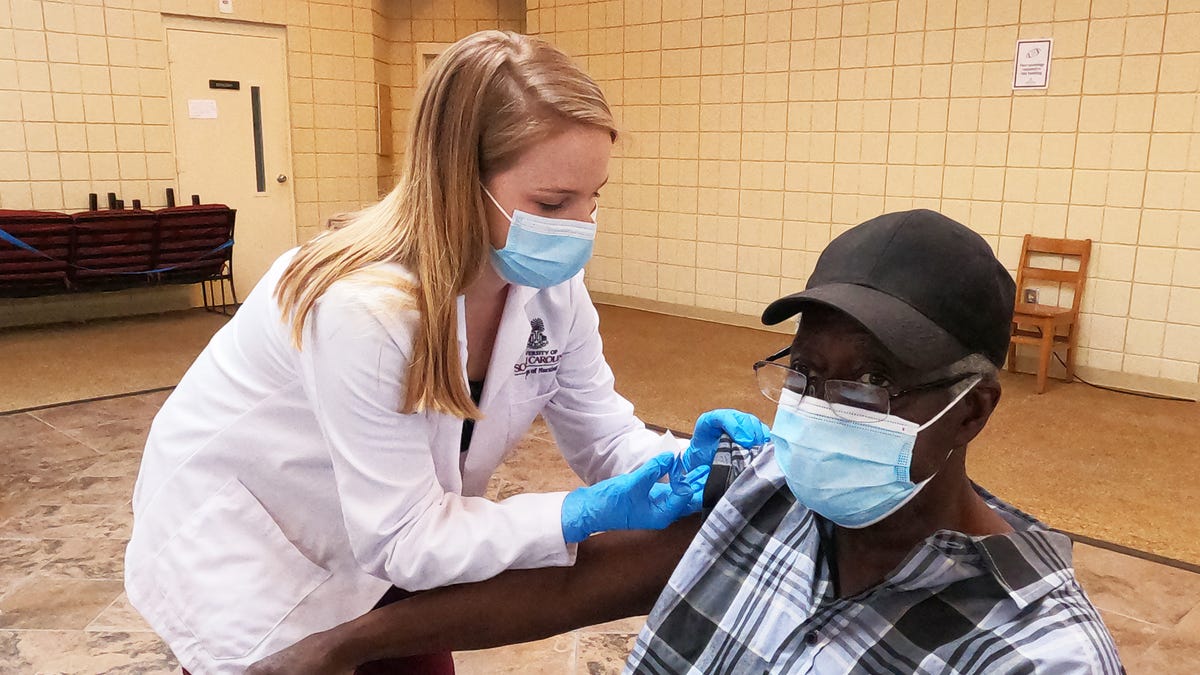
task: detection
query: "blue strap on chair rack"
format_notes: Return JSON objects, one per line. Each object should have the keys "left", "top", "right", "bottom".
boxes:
{"left": 0, "top": 227, "right": 233, "bottom": 276}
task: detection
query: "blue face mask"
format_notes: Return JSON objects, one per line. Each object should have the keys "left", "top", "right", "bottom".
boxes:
{"left": 771, "top": 380, "right": 978, "bottom": 528}
{"left": 483, "top": 187, "right": 597, "bottom": 289}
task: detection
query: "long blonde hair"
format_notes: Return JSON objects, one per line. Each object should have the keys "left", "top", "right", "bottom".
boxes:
{"left": 275, "top": 31, "right": 617, "bottom": 419}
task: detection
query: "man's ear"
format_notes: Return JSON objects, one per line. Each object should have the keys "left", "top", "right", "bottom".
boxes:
{"left": 952, "top": 379, "right": 1001, "bottom": 449}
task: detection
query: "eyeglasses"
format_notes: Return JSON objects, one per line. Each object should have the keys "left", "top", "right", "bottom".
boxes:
{"left": 753, "top": 346, "right": 976, "bottom": 422}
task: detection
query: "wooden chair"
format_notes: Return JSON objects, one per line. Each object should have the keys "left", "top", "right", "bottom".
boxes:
{"left": 1007, "top": 234, "right": 1092, "bottom": 394}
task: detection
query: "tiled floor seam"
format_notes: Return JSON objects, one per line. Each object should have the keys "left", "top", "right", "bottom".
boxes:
{"left": 16, "top": 413, "right": 103, "bottom": 456}
{"left": 85, "top": 595, "right": 127, "bottom": 631}
{"left": 1099, "top": 607, "right": 1170, "bottom": 629}
{"left": 570, "top": 632, "right": 579, "bottom": 675}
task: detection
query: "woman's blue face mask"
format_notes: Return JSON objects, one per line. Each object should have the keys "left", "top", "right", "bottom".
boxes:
{"left": 483, "top": 187, "right": 597, "bottom": 289}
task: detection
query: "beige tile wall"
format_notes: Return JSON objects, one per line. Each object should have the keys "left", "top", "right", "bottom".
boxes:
{"left": 0, "top": 0, "right": 520, "bottom": 325}
{"left": 0, "top": 0, "right": 378, "bottom": 236}
{"left": 375, "top": 0, "right": 526, "bottom": 193}
{"left": 531, "top": 0, "right": 1200, "bottom": 397}
{"left": 0, "top": 0, "right": 520, "bottom": 232}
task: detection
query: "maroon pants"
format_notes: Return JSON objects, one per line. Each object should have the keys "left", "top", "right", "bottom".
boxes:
{"left": 182, "top": 588, "right": 454, "bottom": 675}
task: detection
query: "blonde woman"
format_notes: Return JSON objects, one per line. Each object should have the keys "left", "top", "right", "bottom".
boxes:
{"left": 125, "top": 31, "right": 766, "bottom": 674}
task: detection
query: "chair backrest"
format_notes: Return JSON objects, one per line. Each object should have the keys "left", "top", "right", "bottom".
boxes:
{"left": 154, "top": 205, "right": 236, "bottom": 282}
{"left": 70, "top": 209, "right": 159, "bottom": 285}
{"left": 0, "top": 210, "right": 73, "bottom": 294}
{"left": 1014, "top": 234, "right": 1092, "bottom": 314}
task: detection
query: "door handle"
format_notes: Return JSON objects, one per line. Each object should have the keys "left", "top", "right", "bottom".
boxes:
{"left": 276, "top": 174, "right": 288, "bottom": 183}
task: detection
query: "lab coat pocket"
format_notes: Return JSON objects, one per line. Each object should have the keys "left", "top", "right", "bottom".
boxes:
{"left": 152, "top": 477, "right": 331, "bottom": 661}
{"left": 506, "top": 389, "right": 557, "bottom": 449}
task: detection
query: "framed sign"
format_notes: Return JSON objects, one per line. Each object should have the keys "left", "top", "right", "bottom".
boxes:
{"left": 1013, "top": 39, "right": 1052, "bottom": 90}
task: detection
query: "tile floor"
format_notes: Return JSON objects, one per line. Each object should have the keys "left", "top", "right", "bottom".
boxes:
{"left": 4, "top": 306, "right": 1197, "bottom": 562}
{"left": 1, "top": 391, "right": 1198, "bottom": 673}
{"left": 591, "top": 306, "right": 1200, "bottom": 564}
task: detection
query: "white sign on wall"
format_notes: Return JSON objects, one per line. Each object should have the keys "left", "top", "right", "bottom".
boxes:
{"left": 187, "top": 99, "right": 218, "bottom": 119}
{"left": 1013, "top": 39, "right": 1053, "bottom": 90}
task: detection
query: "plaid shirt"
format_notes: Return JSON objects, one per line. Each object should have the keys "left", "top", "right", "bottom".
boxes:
{"left": 626, "top": 443, "right": 1123, "bottom": 674}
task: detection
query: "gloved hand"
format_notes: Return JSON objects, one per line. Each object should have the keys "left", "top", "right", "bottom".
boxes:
{"left": 679, "top": 409, "right": 770, "bottom": 473}
{"left": 561, "top": 451, "right": 697, "bottom": 543}
{"left": 650, "top": 463, "right": 709, "bottom": 516}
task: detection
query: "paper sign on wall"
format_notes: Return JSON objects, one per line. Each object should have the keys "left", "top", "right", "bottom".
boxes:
{"left": 1013, "top": 39, "right": 1052, "bottom": 90}
{"left": 188, "top": 99, "right": 218, "bottom": 119}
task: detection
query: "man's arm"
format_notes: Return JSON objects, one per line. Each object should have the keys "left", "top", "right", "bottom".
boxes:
{"left": 248, "top": 515, "right": 701, "bottom": 674}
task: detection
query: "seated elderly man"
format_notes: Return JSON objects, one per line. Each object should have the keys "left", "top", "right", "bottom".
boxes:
{"left": 250, "top": 210, "right": 1122, "bottom": 675}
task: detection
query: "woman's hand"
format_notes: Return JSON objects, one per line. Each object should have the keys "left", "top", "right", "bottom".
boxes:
{"left": 561, "top": 451, "right": 696, "bottom": 543}
{"left": 678, "top": 409, "right": 770, "bottom": 473}
{"left": 245, "top": 630, "right": 350, "bottom": 675}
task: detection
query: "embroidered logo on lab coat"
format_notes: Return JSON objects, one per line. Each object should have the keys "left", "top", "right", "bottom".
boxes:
{"left": 527, "top": 318, "right": 549, "bottom": 350}
{"left": 514, "top": 318, "right": 561, "bottom": 377}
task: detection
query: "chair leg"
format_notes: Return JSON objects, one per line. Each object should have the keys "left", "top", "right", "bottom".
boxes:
{"left": 1064, "top": 326, "right": 1079, "bottom": 383}
{"left": 225, "top": 265, "right": 238, "bottom": 314}
{"left": 223, "top": 278, "right": 234, "bottom": 316}
{"left": 1036, "top": 331, "right": 1054, "bottom": 394}
{"left": 1007, "top": 339, "right": 1018, "bottom": 374}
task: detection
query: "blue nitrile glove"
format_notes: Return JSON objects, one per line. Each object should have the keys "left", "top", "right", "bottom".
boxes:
{"left": 650, "top": 463, "right": 710, "bottom": 516}
{"left": 679, "top": 409, "right": 771, "bottom": 473}
{"left": 561, "top": 451, "right": 697, "bottom": 543}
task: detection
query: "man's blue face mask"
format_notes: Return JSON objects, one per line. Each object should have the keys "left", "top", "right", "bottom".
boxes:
{"left": 771, "top": 378, "right": 979, "bottom": 528}
{"left": 483, "top": 187, "right": 597, "bottom": 289}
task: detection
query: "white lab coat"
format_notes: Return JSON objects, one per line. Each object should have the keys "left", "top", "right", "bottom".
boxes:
{"left": 124, "top": 250, "right": 666, "bottom": 673}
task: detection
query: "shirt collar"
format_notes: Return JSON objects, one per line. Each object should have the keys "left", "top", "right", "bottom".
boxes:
{"left": 968, "top": 485, "right": 1076, "bottom": 610}
{"left": 815, "top": 483, "right": 1075, "bottom": 610}
{"left": 916, "top": 485, "right": 1074, "bottom": 610}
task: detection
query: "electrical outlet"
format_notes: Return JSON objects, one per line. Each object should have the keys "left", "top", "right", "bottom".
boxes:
{"left": 1023, "top": 289, "right": 1039, "bottom": 304}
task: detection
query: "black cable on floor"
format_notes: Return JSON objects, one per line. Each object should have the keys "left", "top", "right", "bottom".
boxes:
{"left": 0, "top": 385, "right": 177, "bottom": 417}
{"left": 1050, "top": 352, "right": 1194, "bottom": 402}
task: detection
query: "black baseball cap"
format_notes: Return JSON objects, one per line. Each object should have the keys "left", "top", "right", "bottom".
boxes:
{"left": 761, "top": 209, "right": 1016, "bottom": 370}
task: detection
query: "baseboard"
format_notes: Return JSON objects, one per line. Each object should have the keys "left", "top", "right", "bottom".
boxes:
{"left": 590, "top": 292, "right": 793, "bottom": 335}
{"left": 0, "top": 286, "right": 202, "bottom": 329}
{"left": 592, "top": 294, "right": 1198, "bottom": 402}
{"left": 1007, "top": 353, "right": 1198, "bottom": 401}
